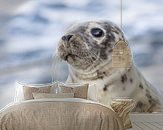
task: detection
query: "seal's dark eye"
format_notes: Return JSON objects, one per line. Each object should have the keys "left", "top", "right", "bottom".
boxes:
{"left": 91, "top": 28, "right": 104, "bottom": 37}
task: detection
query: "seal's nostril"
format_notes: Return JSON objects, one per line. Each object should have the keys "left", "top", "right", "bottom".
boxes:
{"left": 62, "top": 36, "right": 66, "bottom": 41}
{"left": 67, "top": 35, "right": 73, "bottom": 41}
{"left": 62, "top": 35, "right": 73, "bottom": 42}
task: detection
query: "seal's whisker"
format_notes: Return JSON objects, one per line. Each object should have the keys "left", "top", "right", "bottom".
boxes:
{"left": 88, "top": 50, "right": 105, "bottom": 63}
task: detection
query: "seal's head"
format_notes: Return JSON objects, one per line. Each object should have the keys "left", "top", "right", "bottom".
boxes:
{"left": 58, "top": 21, "right": 125, "bottom": 70}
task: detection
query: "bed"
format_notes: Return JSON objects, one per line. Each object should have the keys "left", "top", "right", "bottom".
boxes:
{"left": 0, "top": 98, "right": 125, "bottom": 130}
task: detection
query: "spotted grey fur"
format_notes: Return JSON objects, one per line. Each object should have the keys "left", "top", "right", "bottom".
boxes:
{"left": 57, "top": 21, "right": 162, "bottom": 112}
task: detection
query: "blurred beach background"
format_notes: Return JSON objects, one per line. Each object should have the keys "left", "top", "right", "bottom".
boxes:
{"left": 0, "top": 0, "right": 163, "bottom": 109}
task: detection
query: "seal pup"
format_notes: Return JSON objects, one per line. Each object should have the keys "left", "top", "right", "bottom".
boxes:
{"left": 57, "top": 21, "right": 162, "bottom": 112}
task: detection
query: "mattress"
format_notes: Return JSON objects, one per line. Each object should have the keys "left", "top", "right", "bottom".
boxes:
{"left": 0, "top": 98, "right": 125, "bottom": 130}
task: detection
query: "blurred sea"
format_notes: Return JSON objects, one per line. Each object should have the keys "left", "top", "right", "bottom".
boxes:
{"left": 0, "top": 0, "right": 163, "bottom": 109}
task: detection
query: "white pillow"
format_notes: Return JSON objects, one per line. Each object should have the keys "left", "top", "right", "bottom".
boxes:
{"left": 58, "top": 82, "right": 86, "bottom": 87}
{"left": 14, "top": 81, "right": 57, "bottom": 102}
{"left": 87, "top": 84, "right": 98, "bottom": 102}
{"left": 32, "top": 93, "right": 74, "bottom": 99}
{"left": 14, "top": 82, "right": 24, "bottom": 102}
